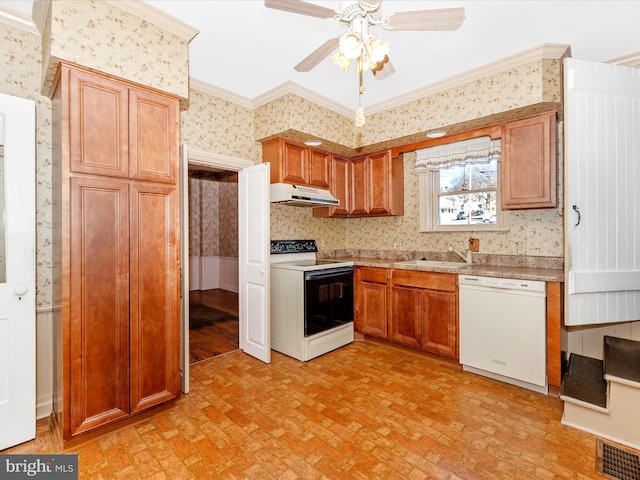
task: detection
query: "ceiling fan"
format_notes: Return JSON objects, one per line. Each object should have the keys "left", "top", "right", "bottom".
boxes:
{"left": 264, "top": 0, "right": 465, "bottom": 79}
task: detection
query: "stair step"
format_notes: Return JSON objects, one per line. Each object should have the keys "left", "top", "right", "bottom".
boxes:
{"left": 560, "top": 353, "right": 607, "bottom": 409}
{"left": 604, "top": 336, "right": 640, "bottom": 383}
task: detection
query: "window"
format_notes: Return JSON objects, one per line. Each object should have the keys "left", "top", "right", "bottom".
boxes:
{"left": 416, "top": 137, "right": 509, "bottom": 232}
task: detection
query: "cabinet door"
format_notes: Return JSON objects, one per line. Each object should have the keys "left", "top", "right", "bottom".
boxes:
{"left": 129, "top": 88, "right": 179, "bottom": 184}
{"left": 349, "top": 156, "right": 368, "bottom": 215}
{"left": 330, "top": 155, "right": 350, "bottom": 216}
{"left": 390, "top": 286, "right": 422, "bottom": 348}
{"left": 129, "top": 183, "right": 180, "bottom": 413}
{"left": 501, "top": 112, "right": 556, "bottom": 209}
{"left": 281, "top": 141, "right": 308, "bottom": 184}
{"left": 421, "top": 290, "right": 457, "bottom": 358}
{"left": 308, "top": 149, "right": 331, "bottom": 189}
{"left": 68, "top": 177, "right": 130, "bottom": 437}
{"left": 68, "top": 66, "right": 129, "bottom": 178}
{"left": 354, "top": 267, "right": 387, "bottom": 337}
{"left": 367, "top": 151, "right": 392, "bottom": 215}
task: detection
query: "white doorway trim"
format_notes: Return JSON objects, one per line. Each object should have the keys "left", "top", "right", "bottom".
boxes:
{"left": 179, "top": 145, "right": 254, "bottom": 393}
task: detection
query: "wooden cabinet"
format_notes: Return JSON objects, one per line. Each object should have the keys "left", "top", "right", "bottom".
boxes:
{"left": 354, "top": 267, "right": 388, "bottom": 338}
{"left": 390, "top": 270, "right": 458, "bottom": 358}
{"left": 262, "top": 138, "right": 331, "bottom": 188}
{"left": 313, "top": 155, "right": 350, "bottom": 217}
{"left": 52, "top": 62, "right": 180, "bottom": 441}
{"left": 389, "top": 285, "right": 421, "bottom": 348}
{"left": 501, "top": 112, "right": 557, "bottom": 209}
{"left": 350, "top": 150, "right": 404, "bottom": 217}
{"left": 314, "top": 149, "right": 404, "bottom": 218}
{"left": 355, "top": 267, "right": 458, "bottom": 358}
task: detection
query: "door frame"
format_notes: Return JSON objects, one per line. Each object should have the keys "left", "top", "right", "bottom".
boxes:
{"left": 179, "top": 145, "right": 253, "bottom": 392}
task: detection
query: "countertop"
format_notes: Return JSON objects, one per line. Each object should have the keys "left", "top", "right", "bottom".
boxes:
{"left": 327, "top": 256, "right": 565, "bottom": 282}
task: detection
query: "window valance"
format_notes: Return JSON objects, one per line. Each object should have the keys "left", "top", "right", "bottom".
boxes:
{"left": 414, "top": 136, "right": 501, "bottom": 172}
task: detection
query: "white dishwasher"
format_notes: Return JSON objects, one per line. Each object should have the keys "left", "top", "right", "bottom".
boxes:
{"left": 458, "top": 275, "right": 547, "bottom": 394}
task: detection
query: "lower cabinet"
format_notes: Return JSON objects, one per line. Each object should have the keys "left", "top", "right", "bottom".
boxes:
{"left": 354, "top": 267, "right": 389, "bottom": 338}
{"left": 391, "top": 270, "right": 458, "bottom": 358}
{"left": 355, "top": 266, "right": 459, "bottom": 359}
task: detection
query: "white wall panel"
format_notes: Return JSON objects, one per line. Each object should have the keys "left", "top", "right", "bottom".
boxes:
{"left": 565, "top": 58, "right": 640, "bottom": 326}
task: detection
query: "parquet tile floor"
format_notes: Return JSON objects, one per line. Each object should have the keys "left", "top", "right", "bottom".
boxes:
{"left": 2, "top": 339, "right": 615, "bottom": 479}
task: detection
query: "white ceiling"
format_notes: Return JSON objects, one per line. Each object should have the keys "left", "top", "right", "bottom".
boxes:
{"left": 3, "top": 1, "right": 640, "bottom": 114}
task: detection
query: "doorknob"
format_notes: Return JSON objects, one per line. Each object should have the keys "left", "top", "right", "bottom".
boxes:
{"left": 14, "top": 284, "right": 28, "bottom": 302}
{"left": 260, "top": 269, "right": 265, "bottom": 275}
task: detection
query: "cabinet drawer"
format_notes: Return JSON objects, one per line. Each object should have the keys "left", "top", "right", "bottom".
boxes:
{"left": 357, "top": 266, "right": 388, "bottom": 284}
{"left": 391, "top": 270, "right": 456, "bottom": 291}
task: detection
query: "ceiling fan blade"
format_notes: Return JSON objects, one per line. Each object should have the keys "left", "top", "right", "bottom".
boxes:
{"left": 384, "top": 7, "right": 465, "bottom": 31}
{"left": 372, "top": 56, "right": 395, "bottom": 80}
{"left": 294, "top": 37, "right": 340, "bottom": 72}
{"left": 264, "top": 0, "right": 336, "bottom": 19}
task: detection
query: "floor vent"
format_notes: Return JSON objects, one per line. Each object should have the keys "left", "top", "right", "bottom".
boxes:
{"left": 596, "top": 439, "right": 640, "bottom": 480}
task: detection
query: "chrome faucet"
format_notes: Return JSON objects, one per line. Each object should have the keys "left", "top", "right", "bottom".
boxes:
{"left": 448, "top": 245, "right": 473, "bottom": 264}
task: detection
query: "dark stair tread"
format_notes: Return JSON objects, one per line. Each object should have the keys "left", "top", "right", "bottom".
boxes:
{"left": 604, "top": 335, "right": 640, "bottom": 383}
{"left": 561, "top": 353, "right": 607, "bottom": 409}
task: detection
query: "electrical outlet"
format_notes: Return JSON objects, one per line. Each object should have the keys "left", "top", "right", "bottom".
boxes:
{"left": 469, "top": 238, "right": 480, "bottom": 252}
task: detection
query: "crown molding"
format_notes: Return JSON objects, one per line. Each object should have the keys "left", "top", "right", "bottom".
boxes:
{"left": 32, "top": 0, "right": 49, "bottom": 35}
{"left": 252, "top": 81, "right": 353, "bottom": 117}
{"left": 607, "top": 51, "right": 640, "bottom": 68}
{"left": 0, "top": 5, "right": 38, "bottom": 34}
{"left": 189, "top": 77, "right": 253, "bottom": 109}
{"left": 190, "top": 44, "right": 570, "bottom": 119}
{"left": 107, "top": 0, "right": 199, "bottom": 42}
{"left": 366, "top": 43, "right": 571, "bottom": 115}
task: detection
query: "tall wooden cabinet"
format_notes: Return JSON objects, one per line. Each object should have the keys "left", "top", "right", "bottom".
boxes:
{"left": 51, "top": 62, "right": 180, "bottom": 441}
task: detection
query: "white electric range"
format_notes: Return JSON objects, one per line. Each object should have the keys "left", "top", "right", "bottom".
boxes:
{"left": 270, "top": 240, "right": 354, "bottom": 361}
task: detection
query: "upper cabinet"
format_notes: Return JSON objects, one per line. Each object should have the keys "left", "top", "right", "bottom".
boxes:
{"left": 262, "top": 138, "right": 331, "bottom": 188}
{"left": 66, "top": 65, "right": 178, "bottom": 184}
{"left": 314, "top": 149, "right": 404, "bottom": 218}
{"left": 501, "top": 112, "right": 557, "bottom": 209}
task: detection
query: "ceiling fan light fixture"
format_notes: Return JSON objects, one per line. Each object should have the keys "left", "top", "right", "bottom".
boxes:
{"left": 338, "top": 31, "right": 363, "bottom": 59}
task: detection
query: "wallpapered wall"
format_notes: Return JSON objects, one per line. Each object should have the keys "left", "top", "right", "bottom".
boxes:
{"left": 189, "top": 173, "right": 238, "bottom": 259}
{"left": 1, "top": 2, "right": 566, "bottom": 309}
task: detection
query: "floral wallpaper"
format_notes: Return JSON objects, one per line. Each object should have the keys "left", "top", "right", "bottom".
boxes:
{"left": 254, "top": 93, "right": 354, "bottom": 149}
{"left": 180, "top": 88, "right": 260, "bottom": 161}
{"left": 219, "top": 180, "right": 238, "bottom": 258}
{"left": 44, "top": 0, "right": 190, "bottom": 98}
{"left": 2, "top": 2, "right": 570, "bottom": 310}
{"left": 359, "top": 58, "right": 563, "bottom": 147}
{"left": 188, "top": 172, "right": 238, "bottom": 259}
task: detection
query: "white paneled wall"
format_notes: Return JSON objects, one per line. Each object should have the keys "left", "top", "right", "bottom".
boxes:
{"left": 189, "top": 256, "right": 238, "bottom": 293}
{"left": 35, "top": 308, "right": 54, "bottom": 419}
{"left": 564, "top": 58, "right": 640, "bottom": 326}
{"left": 564, "top": 320, "right": 640, "bottom": 360}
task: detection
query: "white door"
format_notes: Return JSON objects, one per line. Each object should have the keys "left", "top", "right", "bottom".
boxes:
{"left": 238, "top": 163, "right": 270, "bottom": 363}
{"left": 0, "top": 93, "right": 36, "bottom": 450}
{"left": 564, "top": 58, "right": 640, "bottom": 326}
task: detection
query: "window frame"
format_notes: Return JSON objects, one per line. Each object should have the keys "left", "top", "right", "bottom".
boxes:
{"left": 418, "top": 161, "right": 510, "bottom": 232}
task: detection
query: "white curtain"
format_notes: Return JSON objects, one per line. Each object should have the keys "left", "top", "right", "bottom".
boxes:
{"left": 414, "top": 136, "right": 501, "bottom": 171}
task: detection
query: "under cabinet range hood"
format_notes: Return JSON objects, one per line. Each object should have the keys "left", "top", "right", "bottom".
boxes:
{"left": 270, "top": 183, "right": 339, "bottom": 207}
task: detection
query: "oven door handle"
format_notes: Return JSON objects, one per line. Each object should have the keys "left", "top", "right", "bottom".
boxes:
{"left": 304, "top": 267, "right": 354, "bottom": 280}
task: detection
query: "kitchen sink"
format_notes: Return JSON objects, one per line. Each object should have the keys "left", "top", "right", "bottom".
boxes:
{"left": 394, "top": 260, "right": 469, "bottom": 269}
